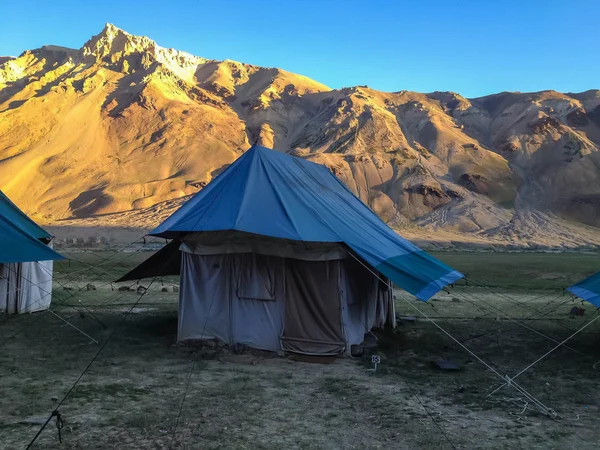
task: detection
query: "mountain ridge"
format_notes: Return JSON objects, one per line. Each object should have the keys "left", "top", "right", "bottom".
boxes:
{"left": 1, "top": 23, "right": 600, "bottom": 249}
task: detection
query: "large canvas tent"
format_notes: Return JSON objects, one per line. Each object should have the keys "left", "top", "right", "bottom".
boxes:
{"left": 567, "top": 272, "right": 600, "bottom": 308}
{"left": 120, "top": 145, "right": 462, "bottom": 355}
{"left": 0, "top": 191, "right": 64, "bottom": 314}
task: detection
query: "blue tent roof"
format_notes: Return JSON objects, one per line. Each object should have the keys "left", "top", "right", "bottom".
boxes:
{"left": 567, "top": 272, "right": 600, "bottom": 308}
{"left": 0, "top": 191, "right": 51, "bottom": 240}
{"left": 0, "top": 191, "right": 64, "bottom": 263}
{"left": 151, "top": 145, "right": 462, "bottom": 300}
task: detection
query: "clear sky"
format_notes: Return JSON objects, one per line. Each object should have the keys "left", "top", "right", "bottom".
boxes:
{"left": 0, "top": 0, "right": 597, "bottom": 98}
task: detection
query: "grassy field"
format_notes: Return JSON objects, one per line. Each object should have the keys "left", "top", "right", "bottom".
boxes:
{"left": 1, "top": 250, "right": 599, "bottom": 449}
{"left": 430, "top": 251, "right": 600, "bottom": 291}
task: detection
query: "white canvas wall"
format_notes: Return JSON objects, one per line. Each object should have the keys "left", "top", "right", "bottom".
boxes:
{"left": 179, "top": 253, "right": 285, "bottom": 351}
{"left": 0, "top": 260, "right": 53, "bottom": 314}
{"left": 178, "top": 247, "right": 394, "bottom": 355}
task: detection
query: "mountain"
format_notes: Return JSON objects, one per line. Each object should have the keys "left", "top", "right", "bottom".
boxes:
{"left": 1, "top": 24, "right": 600, "bottom": 249}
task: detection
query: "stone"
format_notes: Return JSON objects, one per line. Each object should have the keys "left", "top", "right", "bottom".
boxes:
{"left": 118, "top": 286, "right": 130, "bottom": 292}
{"left": 86, "top": 284, "right": 96, "bottom": 291}
{"left": 570, "top": 306, "right": 585, "bottom": 316}
{"left": 399, "top": 316, "right": 417, "bottom": 322}
{"left": 173, "top": 286, "right": 179, "bottom": 293}
{"left": 21, "top": 417, "right": 48, "bottom": 425}
{"left": 161, "top": 287, "right": 169, "bottom": 292}
{"left": 431, "top": 359, "right": 461, "bottom": 371}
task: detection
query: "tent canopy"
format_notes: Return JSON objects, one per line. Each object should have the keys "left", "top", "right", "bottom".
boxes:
{"left": 150, "top": 145, "right": 462, "bottom": 300}
{"left": 115, "top": 240, "right": 182, "bottom": 282}
{"left": 0, "top": 191, "right": 51, "bottom": 241}
{"left": 0, "top": 191, "right": 64, "bottom": 263}
{"left": 567, "top": 272, "right": 600, "bottom": 308}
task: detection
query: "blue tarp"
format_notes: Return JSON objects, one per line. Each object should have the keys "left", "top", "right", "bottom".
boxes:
{"left": 0, "top": 191, "right": 64, "bottom": 263}
{"left": 151, "top": 145, "right": 463, "bottom": 300}
{"left": 567, "top": 272, "right": 600, "bottom": 308}
{"left": 0, "top": 191, "right": 51, "bottom": 240}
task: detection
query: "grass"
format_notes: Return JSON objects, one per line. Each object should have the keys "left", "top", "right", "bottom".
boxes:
{"left": 53, "top": 250, "right": 156, "bottom": 283}
{"left": 66, "top": 383, "right": 153, "bottom": 401}
{"left": 430, "top": 251, "right": 600, "bottom": 291}
{"left": 319, "top": 376, "right": 360, "bottom": 398}
{"left": 0, "top": 249, "right": 600, "bottom": 448}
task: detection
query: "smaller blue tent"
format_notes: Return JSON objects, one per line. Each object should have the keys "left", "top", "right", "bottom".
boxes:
{"left": 567, "top": 272, "right": 600, "bottom": 308}
{"left": 0, "top": 191, "right": 64, "bottom": 314}
{"left": 0, "top": 192, "right": 64, "bottom": 264}
{"left": 150, "top": 144, "right": 462, "bottom": 300}
{"left": 0, "top": 215, "right": 64, "bottom": 263}
{"left": 0, "top": 191, "right": 51, "bottom": 241}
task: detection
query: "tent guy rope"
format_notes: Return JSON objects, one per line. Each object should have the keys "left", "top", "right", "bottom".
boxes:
{"left": 487, "top": 314, "right": 600, "bottom": 397}
{"left": 346, "top": 251, "right": 558, "bottom": 417}
{"left": 24, "top": 276, "right": 158, "bottom": 449}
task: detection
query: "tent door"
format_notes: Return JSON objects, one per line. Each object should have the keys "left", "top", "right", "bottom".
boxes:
{"left": 280, "top": 259, "right": 345, "bottom": 355}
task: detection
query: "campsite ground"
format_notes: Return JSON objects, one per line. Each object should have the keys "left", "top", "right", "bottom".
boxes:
{"left": 1, "top": 251, "right": 600, "bottom": 449}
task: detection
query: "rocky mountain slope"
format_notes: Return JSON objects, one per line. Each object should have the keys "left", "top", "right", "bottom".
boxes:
{"left": 1, "top": 24, "right": 600, "bottom": 248}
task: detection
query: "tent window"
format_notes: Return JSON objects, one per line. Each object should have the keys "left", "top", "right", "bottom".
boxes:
{"left": 236, "top": 254, "right": 276, "bottom": 301}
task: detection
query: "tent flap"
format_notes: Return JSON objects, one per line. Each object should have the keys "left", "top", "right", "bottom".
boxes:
{"left": 281, "top": 259, "right": 346, "bottom": 355}
{"left": 115, "top": 241, "right": 182, "bottom": 282}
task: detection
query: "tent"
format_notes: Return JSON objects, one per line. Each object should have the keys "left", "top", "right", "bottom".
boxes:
{"left": 567, "top": 272, "right": 600, "bottom": 308}
{"left": 119, "top": 145, "right": 463, "bottom": 355}
{"left": 0, "top": 191, "right": 64, "bottom": 314}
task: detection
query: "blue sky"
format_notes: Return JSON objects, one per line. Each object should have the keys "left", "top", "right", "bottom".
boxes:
{"left": 0, "top": 0, "right": 597, "bottom": 98}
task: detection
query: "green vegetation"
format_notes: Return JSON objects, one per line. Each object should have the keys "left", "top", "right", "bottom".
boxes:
{"left": 430, "top": 251, "right": 600, "bottom": 291}
{"left": 53, "top": 250, "right": 157, "bottom": 284}
{"left": 1, "top": 249, "right": 599, "bottom": 448}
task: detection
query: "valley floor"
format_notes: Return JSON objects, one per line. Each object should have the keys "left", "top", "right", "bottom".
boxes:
{"left": 1, "top": 252, "right": 600, "bottom": 449}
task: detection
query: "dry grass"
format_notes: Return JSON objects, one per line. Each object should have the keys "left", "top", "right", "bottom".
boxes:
{"left": 0, "top": 251, "right": 599, "bottom": 449}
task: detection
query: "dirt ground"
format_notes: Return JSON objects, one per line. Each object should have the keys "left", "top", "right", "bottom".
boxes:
{"left": 1, "top": 251, "right": 600, "bottom": 449}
